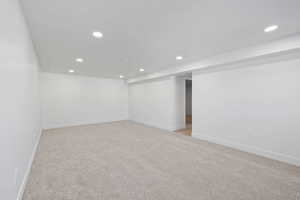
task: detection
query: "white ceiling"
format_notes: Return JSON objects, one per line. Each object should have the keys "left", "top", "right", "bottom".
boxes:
{"left": 21, "top": 0, "right": 300, "bottom": 79}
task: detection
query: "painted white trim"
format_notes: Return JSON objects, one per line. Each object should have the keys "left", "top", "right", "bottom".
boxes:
{"left": 192, "top": 132, "right": 300, "bottom": 167}
{"left": 128, "top": 33, "right": 300, "bottom": 83}
{"left": 16, "top": 129, "right": 42, "bottom": 200}
{"left": 129, "top": 120, "right": 177, "bottom": 132}
{"left": 43, "top": 119, "right": 129, "bottom": 130}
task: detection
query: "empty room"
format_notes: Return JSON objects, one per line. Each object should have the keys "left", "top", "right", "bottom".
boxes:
{"left": 1, "top": 0, "right": 300, "bottom": 199}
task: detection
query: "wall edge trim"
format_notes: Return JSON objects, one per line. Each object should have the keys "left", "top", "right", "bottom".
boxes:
{"left": 192, "top": 132, "right": 300, "bottom": 167}
{"left": 17, "top": 129, "right": 42, "bottom": 200}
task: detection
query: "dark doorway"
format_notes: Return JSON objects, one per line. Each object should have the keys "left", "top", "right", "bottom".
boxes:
{"left": 185, "top": 79, "right": 192, "bottom": 131}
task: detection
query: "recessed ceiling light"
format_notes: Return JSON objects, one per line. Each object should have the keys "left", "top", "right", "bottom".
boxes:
{"left": 92, "top": 31, "right": 103, "bottom": 38}
{"left": 264, "top": 25, "right": 278, "bottom": 33}
{"left": 176, "top": 56, "right": 183, "bottom": 60}
{"left": 69, "top": 69, "right": 74, "bottom": 73}
{"left": 139, "top": 68, "right": 145, "bottom": 72}
{"left": 119, "top": 75, "right": 124, "bottom": 78}
{"left": 76, "top": 58, "right": 84, "bottom": 63}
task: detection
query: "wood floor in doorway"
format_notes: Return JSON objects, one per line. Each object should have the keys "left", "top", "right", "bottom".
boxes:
{"left": 175, "top": 123, "right": 192, "bottom": 136}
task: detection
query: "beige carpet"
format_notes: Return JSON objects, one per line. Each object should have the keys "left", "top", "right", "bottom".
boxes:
{"left": 23, "top": 121, "right": 300, "bottom": 200}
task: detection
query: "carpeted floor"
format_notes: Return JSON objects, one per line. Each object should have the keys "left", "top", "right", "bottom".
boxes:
{"left": 23, "top": 121, "right": 300, "bottom": 200}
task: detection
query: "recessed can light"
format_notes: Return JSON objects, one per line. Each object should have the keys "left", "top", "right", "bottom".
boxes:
{"left": 92, "top": 31, "right": 103, "bottom": 38}
{"left": 76, "top": 58, "right": 84, "bottom": 63}
{"left": 176, "top": 56, "right": 183, "bottom": 60}
{"left": 264, "top": 25, "right": 278, "bottom": 33}
{"left": 69, "top": 69, "right": 74, "bottom": 73}
{"left": 139, "top": 68, "right": 145, "bottom": 72}
{"left": 119, "top": 75, "right": 124, "bottom": 78}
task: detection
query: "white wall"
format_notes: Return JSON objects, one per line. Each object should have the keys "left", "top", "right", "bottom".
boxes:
{"left": 129, "top": 77, "right": 185, "bottom": 131}
{"left": 0, "top": 0, "right": 41, "bottom": 199}
{"left": 41, "top": 73, "right": 128, "bottom": 129}
{"left": 192, "top": 58, "right": 300, "bottom": 166}
{"left": 174, "top": 77, "right": 186, "bottom": 130}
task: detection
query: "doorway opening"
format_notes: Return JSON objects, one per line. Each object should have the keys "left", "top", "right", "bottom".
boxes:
{"left": 185, "top": 79, "right": 192, "bottom": 134}
{"left": 175, "top": 75, "right": 192, "bottom": 136}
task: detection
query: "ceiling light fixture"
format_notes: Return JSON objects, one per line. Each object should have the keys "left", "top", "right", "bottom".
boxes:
{"left": 69, "top": 69, "right": 74, "bottom": 73}
{"left": 76, "top": 58, "right": 84, "bottom": 63}
{"left": 264, "top": 25, "right": 278, "bottom": 33}
{"left": 92, "top": 31, "right": 103, "bottom": 38}
{"left": 176, "top": 56, "right": 183, "bottom": 60}
{"left": 119, "top": 75, "right": 124, "bottom": 78}
{"left": 139, "top": 68, "right": 145, "bottom": 72}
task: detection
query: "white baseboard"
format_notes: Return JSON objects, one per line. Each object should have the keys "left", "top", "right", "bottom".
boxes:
{"left": 43, "top": 118, "right": 129, "bottom": 130}
{"left": 129, "top": 120, "right": 175, "bottom": 132}
{"left": 17, "top": 129, "right": 42, "bottom": 200}
{"left": 192, "top": 132, "right": 300, "bottom": 167}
